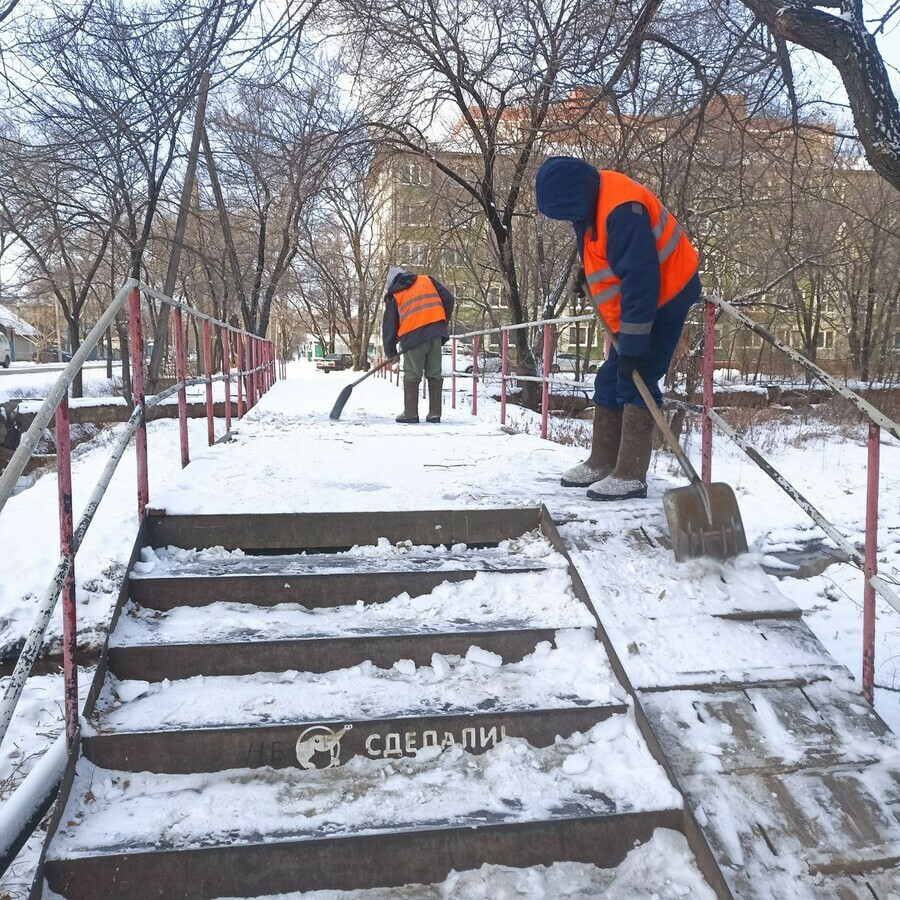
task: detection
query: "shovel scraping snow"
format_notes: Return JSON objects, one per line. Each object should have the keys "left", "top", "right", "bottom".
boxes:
{"left": 329, "top": 356, "right": 399, "bottom": 421}
{"left": 593, "top": 308, "right": 748, "bottom": 562}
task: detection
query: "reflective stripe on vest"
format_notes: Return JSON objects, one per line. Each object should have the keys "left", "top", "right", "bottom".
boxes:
{"left": 582, "top": 170, "right": 698, "bottom": 333}
{"left": 394, "top": 275, "right": 447, "bottom": 337}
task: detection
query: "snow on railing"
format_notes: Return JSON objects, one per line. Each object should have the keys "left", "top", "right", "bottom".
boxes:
{"left": 377, "top": 296, "right": 900, "bottom": 706}
{"left": 0, "top": 278, "right": 281, "bottom": 872}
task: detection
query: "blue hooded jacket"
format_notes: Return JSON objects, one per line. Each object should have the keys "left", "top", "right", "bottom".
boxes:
{"left": 536, "top": 156, "right": 676, "bottom": 357}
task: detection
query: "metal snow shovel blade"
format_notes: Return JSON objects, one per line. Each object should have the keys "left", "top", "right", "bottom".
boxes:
{"left": 329, "top": 356, "right": 397, "bottom": 421}
{"left": 595, "top": 311, "right": 748, "bottom": 562}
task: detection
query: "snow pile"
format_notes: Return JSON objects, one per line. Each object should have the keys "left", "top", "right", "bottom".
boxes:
{"left": 215, "top": 829, "right": 715, "bottom": 899}
{"left": 90, "top": 629, "right": 623, "bottom": 733}
{"left": 52, "top": 718, "right": 681, "bottom": 857}
{"left": 111, "top": 568, "right": 595, "bottom": 648}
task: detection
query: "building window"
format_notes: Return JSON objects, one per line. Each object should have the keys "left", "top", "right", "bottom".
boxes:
{"left": 397, "top": 161, "right": 428, "bottom": 185}
{"left": 893, "top": 332, "right": 900, "bottom": 351}
{"left": 486, "top": 285, "right": 502, "bottom": 307}
{"left": 400, "top": 203, "right": 428, "bottom": 226}
{"left": 442, "top": 247, "right": 465, "bottom": 267}
{"left": 568, "top": 327, "right": 587, "bottom": 344}
{"left": 817, "top": 330, "right": 834, "bottom": 350}
{"left": 399, "top": 243, "right": 428, "bottom": 267}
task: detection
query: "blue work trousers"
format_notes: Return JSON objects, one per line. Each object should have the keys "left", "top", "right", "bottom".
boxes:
{"left": 594, "top": 286, "right": 697, "bottom": 410}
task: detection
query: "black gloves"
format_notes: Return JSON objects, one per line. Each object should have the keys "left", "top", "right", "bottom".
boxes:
{"left": 618, "top": 354, "right": 642, "bottom": 379}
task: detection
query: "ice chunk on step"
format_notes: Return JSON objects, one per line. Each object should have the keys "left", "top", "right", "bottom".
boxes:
{"left": 562, "top": 752, "right": 591, "bottom": 775}
{"left": 140, "top": 547, "right": 159, "bottom": 566}
{"left": 115, "top": 680, "right": 150, "bottom": 703}
{"left": 132, "top": 561, "right": 156, "bottom": 574}
{"left": 392, "top": 658, "right": 416, "bottom": 676}
{"left": 431, "top": 652, "right": 452, "bottom": 680}
{"left": 465, "top": 646, "right": 503, "bottom": 668}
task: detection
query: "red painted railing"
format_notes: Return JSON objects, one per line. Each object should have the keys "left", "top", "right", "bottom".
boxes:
{"left": 699, "top": 295, "right": 900, "bottom": 704}
{"left": 0, "top": 278, "right": 280, "bottom": 869}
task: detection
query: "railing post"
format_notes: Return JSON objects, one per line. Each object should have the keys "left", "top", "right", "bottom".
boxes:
{"left": 541, "top": 322, "right": 551, "bottom": 440}
{"left": 500, "top": 328, "right": 509, "bottom": 426}
{"left": 863, "top": 423, "right": 880, "bottom": 704}
{"left": 702, "top": 299, "right": 715, "bottom": 484}
{"left": 472, "top": 335, "right": 479, "bottom": 416}
{"left": 220, "top": 327, "right": 232, "bottom": 433}
{"left": 451, "top": 338, "right": 457, "bottom": 409}
{"left": 236, "top": 335, "right": 245, "bottom": 419}
{"left": 55, "top": 395, "right": 78, "bottom": 747}
{"left": 248, "top": 339, "right": 256, "bottom": 408}
{"left": 172, "top": 307, "right": 189, "bottom": 468}
{"left": 127, "top": 286, "right": 149, "bottom": 518}
{"left": 203, "top": 319, "right": 214, "bottom": 446}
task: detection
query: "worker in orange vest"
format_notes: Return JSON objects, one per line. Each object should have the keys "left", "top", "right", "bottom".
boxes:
{"left": 536, "top": 157, "right": 701, "bottom": 500}
{"left": 383, "top": 266, "right": 455, "bottom": 423}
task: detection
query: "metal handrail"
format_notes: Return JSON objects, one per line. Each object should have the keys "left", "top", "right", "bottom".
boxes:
{"left": 708, "top": 295, "right": 900, "bottom": 443}
{"left": 0, "top": 279, "right": 280, "bottom": 873}
{"left": 390, "top": 295, "right": 899, "bottom": 703}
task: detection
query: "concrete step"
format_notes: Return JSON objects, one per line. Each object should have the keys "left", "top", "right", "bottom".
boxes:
{"left": 90, "top": 628, "right": 622, "bottom": 736}
{"left": 144, "top": 508, "right": 544, "bottom": 553}
{"left": 46, "top": 809, "right": 684, "bottom": 900}
{"left": 107, "top": 626, "right": 565, "bottom": 681}
{"left": 128, "top": 546, "right": 553, "bottom": 610}
{"left": 47, "top": 718, "right": 683, "bottom": 899}
{"left": 83, "top": 702, "right": 626, "bottom": 773}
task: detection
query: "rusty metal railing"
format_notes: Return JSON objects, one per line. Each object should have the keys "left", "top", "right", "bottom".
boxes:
{"left": 0, "top": 278, "right": 280, "bottom": 870}
{"left": 376, "top": 297, "right": 899, "bottom": 705}
{"left": 699, "top": 295, "right": 900, "bottom": 704}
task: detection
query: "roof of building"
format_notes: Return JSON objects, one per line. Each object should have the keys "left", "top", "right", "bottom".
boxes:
{"left": 0, "top": 303, "right": 39, "bottom": 337}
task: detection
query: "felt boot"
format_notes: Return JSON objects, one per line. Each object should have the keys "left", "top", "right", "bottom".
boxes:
{"left": 560, "top": 405, "right": 623, "bottom": 487}
{"left": 426, "top": 378, "right": 443, "bottom": 423}
{"left": 587, "top": 403, "right": 655, "bottom": 500}
{"left": 396, "top": 381, "right": 420, "bottom": 423}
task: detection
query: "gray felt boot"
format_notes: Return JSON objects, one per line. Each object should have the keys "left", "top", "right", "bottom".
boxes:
{"left": 560, "top": 406, "right": 623, "bottom": 487}
{"left": 426, "top": 378, "right": 443, "bottom": 423}
{"left": 396, "top": 381, "right": 420, "bottom": 424}
{"left": 586, "top": 404, "right": 655, "bottom": 500}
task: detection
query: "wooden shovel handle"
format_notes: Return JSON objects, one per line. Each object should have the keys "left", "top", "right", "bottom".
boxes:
{"left": 589, "top": 299, "right": 701, "bottom": 485}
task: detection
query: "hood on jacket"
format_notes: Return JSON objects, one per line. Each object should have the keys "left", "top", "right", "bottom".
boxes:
{"left": 384, "top": 266, "right": 416, "bottom": 296}
{"left": 535, "top": 156, "right": 600, "bottom": 247}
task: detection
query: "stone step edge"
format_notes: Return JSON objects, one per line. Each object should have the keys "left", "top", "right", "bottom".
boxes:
{"left": 47, "top": 816, "right": 695, "bottom": 900}
{"left": 106, "top": 626, "right": 566, "bottom": 680}
{"left": 83, "top": 702, "right": 630, "bottom": 773}
{"left": 127, "top": 567, "right": 547, "bottom": 609}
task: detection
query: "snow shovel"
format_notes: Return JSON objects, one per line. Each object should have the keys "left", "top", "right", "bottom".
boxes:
{"left": 595, "top": 313, "right": 748, "bottom": 562}
{"left": 329, "top": 356, "right": 399, "bottom": 421}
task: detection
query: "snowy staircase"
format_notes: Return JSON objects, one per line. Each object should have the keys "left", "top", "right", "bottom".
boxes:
{"left": 39, "top": 509, "right": 691, "bottom": 899}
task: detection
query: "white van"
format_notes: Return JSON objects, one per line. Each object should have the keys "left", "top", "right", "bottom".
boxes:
{"left": 0, "top": 332, "right": 10, "bottom": 368}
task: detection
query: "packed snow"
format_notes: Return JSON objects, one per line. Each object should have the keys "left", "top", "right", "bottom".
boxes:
{"left": 3, "top": 359, "right": 900, "bottom": 896}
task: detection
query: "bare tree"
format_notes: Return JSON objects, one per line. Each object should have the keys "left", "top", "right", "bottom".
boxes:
{"left": 332, "top": 0, "right": 664, "bottom": 392}
{"left": 0, "top": 137, "right": 118, "bottom": 395}
{"left": 206, "top": 71, "right": 348, "bottom": 336}
{"left": 741, "top": 0, "right": 900, "bottom": 191}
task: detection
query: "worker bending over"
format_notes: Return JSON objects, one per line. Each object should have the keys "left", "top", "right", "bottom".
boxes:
{"left": 535, "top": 157, "right": 701, "bottom": 501}
{"left": 383, "top": 266, "right": 455, "bottom": 424}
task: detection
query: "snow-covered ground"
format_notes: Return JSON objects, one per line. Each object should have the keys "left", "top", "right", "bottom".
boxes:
{"left": 2, "top": 359, "right": 899, "bottom": 895}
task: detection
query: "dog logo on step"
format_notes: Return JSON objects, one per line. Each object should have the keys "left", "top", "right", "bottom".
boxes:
{"left": 295, "top": 724, "right": 353, "bottom": 769}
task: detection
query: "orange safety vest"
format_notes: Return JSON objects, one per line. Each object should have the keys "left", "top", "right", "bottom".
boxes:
{"left": 583, "top": 171, "right": 698, "bottom": 333}
{"left": 394, "top": 275, "right": 447, "bottom": 338}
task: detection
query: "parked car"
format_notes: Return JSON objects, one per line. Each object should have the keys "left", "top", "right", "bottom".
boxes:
{"left": 441, "top": 344, "right": 502, "bottom": 375}
{"left": 38, "top": 346, "right": 73, "bottom": 364}
{"left": 551, "top": 352, "right": 597, "bottom": 375}
{"left": 316, "top": 353, "right": 354, "bottom": 372}
{"left": 0, "top": 333, "right": 10, "bottom": 368}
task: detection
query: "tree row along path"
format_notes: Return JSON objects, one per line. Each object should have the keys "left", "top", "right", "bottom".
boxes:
{"left": 34, "top": 363, "right": 900, "bottom": 898}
